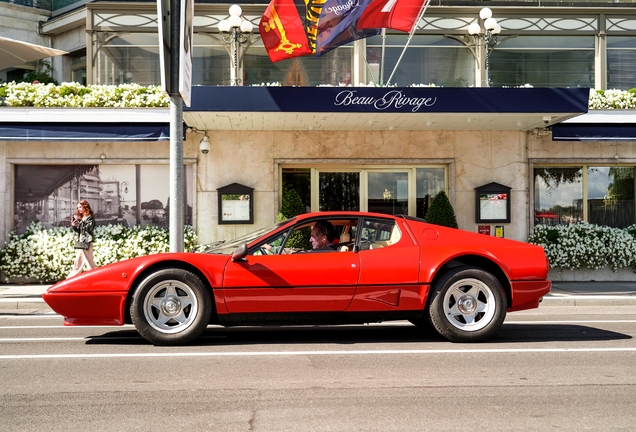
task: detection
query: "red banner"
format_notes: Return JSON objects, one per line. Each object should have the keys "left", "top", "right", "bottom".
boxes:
{"left": 356, "top": 0, "right": 426, "bottom": 33}
{"left": 259, "top": 0, "right": 313, "bottom": 62}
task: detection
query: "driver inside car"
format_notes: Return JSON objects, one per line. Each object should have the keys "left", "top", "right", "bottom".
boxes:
{"left": 309, "top": 220, "right": 337, "bottom": 251}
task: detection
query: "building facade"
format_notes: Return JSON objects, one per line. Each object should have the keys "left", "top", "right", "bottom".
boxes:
{"left": 1, "top": 0, "right": 636, "bottom": 248}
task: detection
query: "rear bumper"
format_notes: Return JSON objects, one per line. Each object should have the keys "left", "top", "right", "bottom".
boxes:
{"left": 508, "top": 280, "right": 552, "bottom": 312}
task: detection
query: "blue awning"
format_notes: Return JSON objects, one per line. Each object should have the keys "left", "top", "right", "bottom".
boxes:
{"left": 186, "top": 86, "right": 590, "bottom": 114}
{"left": 552, "top": 123, "right": 636, "bottom": 141}
{"left": 0, "top": 123, "right": 171, "bottom": 141}
{"left": 184, "top": 86, "right": 590, "bottom": 131}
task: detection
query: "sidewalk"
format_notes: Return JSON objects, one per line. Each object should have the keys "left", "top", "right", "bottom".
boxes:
{"left": 1, "top": 281, "right": 636, "bottom": 314}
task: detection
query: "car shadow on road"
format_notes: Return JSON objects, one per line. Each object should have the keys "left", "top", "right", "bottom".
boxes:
{"left": 85, "top": 322, "right": 631, "bottom": 345}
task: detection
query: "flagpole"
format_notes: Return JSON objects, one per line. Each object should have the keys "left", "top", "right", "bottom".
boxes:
{"left": 380, "top": 28, "right": 386, "bottom": 86}
{"left": 356, "top": 39, "right": 378, "bottom": 86}
{"left": 385, "top": 0, "right": 430, "bottom": 87}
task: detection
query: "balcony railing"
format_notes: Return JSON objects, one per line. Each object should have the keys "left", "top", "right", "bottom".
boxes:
{"left": 1, "top": 0, "right": 51, "bottom": 9}
{"left": 0, "top": 0, "right": 86, "bottom": 11}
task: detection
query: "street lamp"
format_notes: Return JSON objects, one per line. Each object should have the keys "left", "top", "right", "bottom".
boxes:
{"left": 217, "top": 5, "right": 254, "bottom": 86}
{"left": 468, "top": 7, "right": 501, "bottom": 87}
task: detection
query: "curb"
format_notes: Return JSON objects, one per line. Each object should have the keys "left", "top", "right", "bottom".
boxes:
{"left": 541, "top": 296, "right": 636, "bottom": 306}
{"left": 0, "top": 298, "right": 52, "bottom": 312}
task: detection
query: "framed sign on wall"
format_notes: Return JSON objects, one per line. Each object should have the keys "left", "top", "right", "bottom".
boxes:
{"left": 475, "top": 182, "right": 511, "bottom": 224}
{"left": 217, "top": 183, "right": 254, "bottom": 224}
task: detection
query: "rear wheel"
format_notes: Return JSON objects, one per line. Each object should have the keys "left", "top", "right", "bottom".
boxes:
{"left": 131, "top": 268, "right": 212, "bottom": 346}
{"left": 427, "top": 267, "right": 506, "bottom": 342}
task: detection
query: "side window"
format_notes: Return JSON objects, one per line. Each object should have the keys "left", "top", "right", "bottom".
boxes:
{"left": 253, "top": 219, "right": 360, "bottom": 254}
{"left": 359, "top": 218, "right": 400, "bottom": 250}
{"left": 251, "top": 229, "right": 291, "bottom": 255}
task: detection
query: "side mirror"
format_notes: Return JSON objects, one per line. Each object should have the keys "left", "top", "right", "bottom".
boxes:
{"left": 231, "top": 243, "right": 248, "bottom": 262}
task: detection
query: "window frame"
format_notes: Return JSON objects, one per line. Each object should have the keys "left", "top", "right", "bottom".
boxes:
{"left": 531, "top": 162, "right": 636, "bottom": 229}
{"left": 279, "top": 163, "right": 449, "bottom": 218}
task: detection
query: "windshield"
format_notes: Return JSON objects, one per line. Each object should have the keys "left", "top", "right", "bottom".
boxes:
{"left": 200, "top": 218, "right": 293, "bottom": 254}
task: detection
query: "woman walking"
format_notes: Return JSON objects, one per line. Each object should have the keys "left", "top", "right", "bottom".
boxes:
{"left": 67, "top": 199, "right": 97, "bottom": 278}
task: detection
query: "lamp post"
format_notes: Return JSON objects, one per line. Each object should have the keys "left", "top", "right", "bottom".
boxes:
{"left": 217, "top": 5, "right": 253, "bottom": 86}
{"left": 468, "top": 8, "right": 501, "bottom": 87}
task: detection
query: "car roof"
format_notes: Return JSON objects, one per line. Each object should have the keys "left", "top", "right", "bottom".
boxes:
{"left": 294, "top": 211, "right": 404, "bottom": 221}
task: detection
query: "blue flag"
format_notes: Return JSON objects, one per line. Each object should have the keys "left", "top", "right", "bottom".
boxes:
{"left": 316, "top": 0, "right": 379, "bottom": 58}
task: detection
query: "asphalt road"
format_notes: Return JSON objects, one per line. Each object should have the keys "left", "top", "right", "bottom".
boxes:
{"left": 1, "top": 305, "right": 635, "bottom": 431}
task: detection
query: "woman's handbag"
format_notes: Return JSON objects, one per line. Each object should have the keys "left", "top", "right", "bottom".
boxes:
{"left": 74, "top": 241, "right": 90, "bottom": 250}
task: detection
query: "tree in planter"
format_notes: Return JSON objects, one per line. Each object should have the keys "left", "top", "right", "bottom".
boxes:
{"left": 277, "top": 188, "right": 310, "bottom": 249}
{"left": 424, "top": 190, "right": 458, "bottom": 228}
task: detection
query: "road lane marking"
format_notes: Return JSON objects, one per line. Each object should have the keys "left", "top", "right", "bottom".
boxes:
{"left": 2, "top": 347, "right": 636, "bottom": 360}
{"left": 506, "top": 320, "right": 636, "bottom": 324}
{"left": 0, "top": 325, "right": 133, "bottom": 329}
{"left": 0, "top": 337, "right": 87, "bottom": 342}
{"left": 1, "top": 320, "right": 635, "bottom": 330}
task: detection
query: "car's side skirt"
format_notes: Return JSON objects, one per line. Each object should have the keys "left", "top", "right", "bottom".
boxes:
{"left": 216, "top": 310, "right": 425, "bottom": 326}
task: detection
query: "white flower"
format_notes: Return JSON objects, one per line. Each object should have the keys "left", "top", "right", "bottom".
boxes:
{"left": 0, "top": 222, "right": 198, "bottom": 282}
{"left": 528, "top": 222, "right": 636, "bottom": 272}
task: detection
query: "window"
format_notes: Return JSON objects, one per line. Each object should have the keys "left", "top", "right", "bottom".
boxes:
{"left": 94, "top": 33, "right": 160, "bottom": 86}
{"left": 71, "top": 52, "right": 86, "bottom": 86}
{"left": 319, "top": 172, "right": 360, "bottom": 211}
{"left": 244, "top": 46, "right": 353, "bottom": 86}
{"left": 367, "top": 171, "right": 409, "bottom": 216}
{"left": 491, "top": 36, "right": 594, "bottom": 87}
{"left": 534, "top": 166, "right": 636, "bottom": 228}
{"left": 607, "top": 36, "right": 636, "bottom": 90}
{"left": 193, "top": 34, "right": 352, "bottom": 86}
{"left": 366, "top": 34, "right": 474, "bottom": 86}
{"left": 252, "top": 217, "right": 359, "bottom": 254}
{"left": 14, "top": 164, "right": 194, "bottom": 234}
{"left": 281, "top": 166, "right": 446, "bottom": 218}
{"left": 359, "top": 218, "right": 399, "bottom": 250}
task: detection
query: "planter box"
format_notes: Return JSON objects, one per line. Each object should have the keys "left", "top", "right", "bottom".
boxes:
{"left": 549, "top": 266, "right": 636, "bottom": 282}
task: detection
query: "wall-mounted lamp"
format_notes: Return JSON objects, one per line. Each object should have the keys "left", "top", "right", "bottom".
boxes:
{"left": 199, "top": 135, "right": 211, "bottom": 154}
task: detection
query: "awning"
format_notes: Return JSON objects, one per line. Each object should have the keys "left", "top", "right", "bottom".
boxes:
{"left": 0, "top": 123, "right": 170, "bottom": 141}
{"left": 553, "top": 110, "right": 636, "bottom": 141}
{"left": 0, "top": 36, "right": 67, "bottom": 70}
{"left": 0, "top": 108, "right": 172, "bottom": 141}
{"left": 552, "top": 124, "right": 636, "bottom": 141}
{"left": 184, "top": 86, "right": 590, "bottom": 132}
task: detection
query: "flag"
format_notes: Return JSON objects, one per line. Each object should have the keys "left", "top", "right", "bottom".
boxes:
{"left": 260, "top": 0, "right": 313, "bottom": 62}
{"left": 356, "top": 0, "right": 427, "bottom": 33}
{"left": 304, "top": 0, "right": 328, "bottom": 53}
{"left": 316, "top": 0, "right": 380, "bottom": 57}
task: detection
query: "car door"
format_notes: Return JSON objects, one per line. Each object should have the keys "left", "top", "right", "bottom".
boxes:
{"left": 348, "top": 217, "right": 424, "bottom": 312}
{"left": 222, "top": 223, "right": 360, "bottom": 313}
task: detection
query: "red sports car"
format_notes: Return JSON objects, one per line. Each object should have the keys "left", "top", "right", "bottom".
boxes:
{"left": 43, "top": 212, "right": 551, "bottom": 345}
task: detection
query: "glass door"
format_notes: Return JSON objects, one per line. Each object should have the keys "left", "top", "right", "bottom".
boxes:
{"left": 367, "top": 171, "right": 410, "bottom": 216}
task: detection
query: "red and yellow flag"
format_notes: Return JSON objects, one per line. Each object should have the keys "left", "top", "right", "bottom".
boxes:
{"left": 260, "top": 0, "right": 313, "bottom": 62}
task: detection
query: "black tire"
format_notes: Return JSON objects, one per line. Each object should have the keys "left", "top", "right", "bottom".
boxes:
{"left": 427, "top": 266, "right": 506, "bottom": 342}
{"left": 130, "top": 268, "right": 212, "bottom": 346}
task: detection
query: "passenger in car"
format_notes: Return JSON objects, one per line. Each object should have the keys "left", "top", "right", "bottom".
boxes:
{"left": 309, "top": 220, "right": 338, "bottom": 251}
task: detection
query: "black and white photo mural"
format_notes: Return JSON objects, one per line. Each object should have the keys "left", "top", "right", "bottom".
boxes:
{"left": 14, "top": 164, "right": 193, "bottom": 233}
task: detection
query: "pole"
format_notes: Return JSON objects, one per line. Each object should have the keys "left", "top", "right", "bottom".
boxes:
{"left": 385, "top": 0, "right": 430, "bottom": 87}
{"left": 169, "top": 0, "right": 184, "bottom": 252}
{"left": 380, "top": 28, "right": 386, "bottom": 86}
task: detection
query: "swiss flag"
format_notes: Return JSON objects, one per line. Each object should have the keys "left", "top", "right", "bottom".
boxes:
{"left": 357, "top": 0, "right": 428, "bottom": 33}
{"left": 259, "top": 0, "right": 313, "bottom": 62}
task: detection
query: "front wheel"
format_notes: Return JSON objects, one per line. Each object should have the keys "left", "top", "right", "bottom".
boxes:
{"left": 131, "top": 268, "right": 212, "bottom": 346}
{"left": 427, "top": 267, "right": 506, "bottom": 342}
